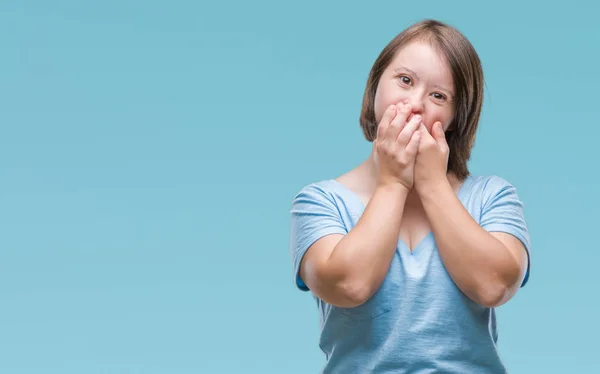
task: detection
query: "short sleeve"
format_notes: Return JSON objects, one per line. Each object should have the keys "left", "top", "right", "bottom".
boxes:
{"left": 480, "top": 176, "right": 531, "bottom": 287}
{"left": 289, "top": 183, "right": 348, "bottom": 291}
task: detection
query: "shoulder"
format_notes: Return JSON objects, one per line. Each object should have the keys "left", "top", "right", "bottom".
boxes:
{"left": 292, "top": 179, "right": 337, "bottom": 200}
{"left": 290, "top": 179, "right": 344, "bottom": 209}
{"left": 465, "top": 174, "right": 527, "bottom": 214}
{"left": 466, "top": 174, "right": 520, "bottom": 198}
{"left": 467, "top": 174, "right": 514, "bottom": 190}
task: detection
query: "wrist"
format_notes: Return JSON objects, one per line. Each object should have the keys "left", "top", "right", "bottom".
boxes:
{"left": 416, "top": 177, "right": 452, "bottom": 200}
{"left": 376, "top": 181, "right": 411, "bottom": 197}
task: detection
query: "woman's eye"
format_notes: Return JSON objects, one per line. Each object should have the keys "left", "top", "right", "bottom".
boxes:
{"left": 432, "top": 92, "right": 446, "bottom": 100}
{"left": 399, "top": 76, "right": 412, "bottom": 85}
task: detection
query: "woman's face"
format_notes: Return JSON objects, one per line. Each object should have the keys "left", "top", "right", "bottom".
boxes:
{"left": 374, "top": 40, "right": 456, "bottom": 134}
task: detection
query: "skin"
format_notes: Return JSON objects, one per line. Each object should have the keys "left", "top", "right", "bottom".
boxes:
{"left": 299, "top": 40, "right": 529, "bottom": 309}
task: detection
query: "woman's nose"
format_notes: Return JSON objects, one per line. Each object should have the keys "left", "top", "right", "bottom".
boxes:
{"left": 406, "top": 96, "right": 424, "bottom": 114}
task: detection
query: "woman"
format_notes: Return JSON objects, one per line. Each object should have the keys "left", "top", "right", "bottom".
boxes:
{"left": 289, "top": 19, "right": 531, "bottom": 373}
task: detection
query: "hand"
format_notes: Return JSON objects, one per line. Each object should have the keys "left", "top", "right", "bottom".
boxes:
{"left": 414, "top": 122, "right": 450, "bottom": 194}
{"left": 373, "top": 103, "right": 423, "bottom": 190}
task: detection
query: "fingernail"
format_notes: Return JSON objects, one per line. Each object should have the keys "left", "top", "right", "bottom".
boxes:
{"left": 414, "top": 115, "right": 421, "bottom": 122}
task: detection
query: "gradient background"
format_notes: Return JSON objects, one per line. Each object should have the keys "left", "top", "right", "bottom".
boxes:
{"left": 1, "top": 1, "right": 599, "bottom": 373}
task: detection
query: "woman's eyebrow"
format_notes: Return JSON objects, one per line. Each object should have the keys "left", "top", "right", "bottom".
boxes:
{"left": 394, "top": 67, "right": 419, "bottom": 80}
{"left": 433, "top": 84, "right": 454, "bottom": 95}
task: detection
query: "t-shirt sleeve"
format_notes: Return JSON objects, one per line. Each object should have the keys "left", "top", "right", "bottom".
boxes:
{"left": 289, "top": 183, "right": 348, "bottom": 291}
{"left": 480, "top": 176, "right": 531, "bottom": 287}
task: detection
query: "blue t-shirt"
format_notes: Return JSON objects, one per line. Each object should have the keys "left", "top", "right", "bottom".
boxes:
{"left": 289, "top": 175, "right": 531, "bottom": 374}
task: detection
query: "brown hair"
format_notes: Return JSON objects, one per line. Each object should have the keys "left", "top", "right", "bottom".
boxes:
{"left": 359, "top": 19, "right": 484, "bottom": 180}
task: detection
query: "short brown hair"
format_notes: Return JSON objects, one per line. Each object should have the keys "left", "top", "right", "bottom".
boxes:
{"left": 359, "top": 19, "right": 484, "bottom": 180}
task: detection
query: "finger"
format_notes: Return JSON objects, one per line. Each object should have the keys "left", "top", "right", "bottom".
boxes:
{"left": 404, "top": 130, "right": 421, "bottom": 158}
{"left": 386, "top": 103, "right": 412, "bottom": 142}
{"left": 418, "top": 123, "right": 430, "bottom": 138}
{"left": 433, "top": 121, "right": 447, "bottom": 144}
{"left": 376, "top": 105, "right": 397, "bottom": 142}
{"left": 396, "top": 114, "right": 422, "bottom": 145}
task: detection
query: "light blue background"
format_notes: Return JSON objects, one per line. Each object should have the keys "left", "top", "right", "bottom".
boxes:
{"left": 1, "top": 1, "right": 598, "bottom": 373}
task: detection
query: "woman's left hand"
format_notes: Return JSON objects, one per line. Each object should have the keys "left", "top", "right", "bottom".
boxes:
{"left": 414, "top": 121, "right": 450, "bottom": 194}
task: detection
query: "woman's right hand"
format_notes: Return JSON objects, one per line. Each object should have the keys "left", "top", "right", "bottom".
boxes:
{"left": 373, "top": 103, "right": 422, "bottom": 190}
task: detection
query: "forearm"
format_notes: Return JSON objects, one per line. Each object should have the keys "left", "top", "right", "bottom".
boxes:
{"left": 326, "top": 183, "right": 408, "bottom": 302}
{"left": 419, "top": 180, "right": 522, "bottom": 307}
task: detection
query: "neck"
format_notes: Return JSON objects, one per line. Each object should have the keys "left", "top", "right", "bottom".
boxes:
{"left": 357, "top": 152, "right": 380, "bottom": 195}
